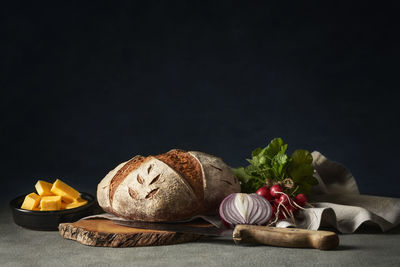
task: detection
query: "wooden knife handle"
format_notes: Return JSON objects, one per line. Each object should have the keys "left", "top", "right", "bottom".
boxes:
{"left": 232, "top": 225, "right": 339, "bottom": 250}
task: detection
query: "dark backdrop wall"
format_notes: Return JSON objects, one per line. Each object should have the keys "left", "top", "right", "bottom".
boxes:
{"left": 1, "top": 2, "right": 399, "bottom": 201}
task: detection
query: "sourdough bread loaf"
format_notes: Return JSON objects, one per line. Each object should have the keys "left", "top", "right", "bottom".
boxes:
{"left": 97, "top": 149, "right": 240, "bottom": 221}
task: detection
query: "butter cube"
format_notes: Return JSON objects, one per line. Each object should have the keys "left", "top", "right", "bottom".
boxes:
{"left": 50, "top": 179, "right": 80, "bottom": 202}
{"left": 63, "top": 197, "right": 88, "bottom": 209}
{"left": 35, "top": 180, "right": 54, "bottom": 196}
{"left": 21, "top": 193, "right": 41, "bottom": 210}
{"left": 40, "top": 196, "right": 62, "bottom": 211}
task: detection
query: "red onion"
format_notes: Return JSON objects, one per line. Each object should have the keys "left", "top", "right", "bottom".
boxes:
{"left": 219, "top": 193, "right": 272, "bottom": 227}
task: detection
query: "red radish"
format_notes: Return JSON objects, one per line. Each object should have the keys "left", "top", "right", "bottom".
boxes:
{"left": 271, "top": 205, "right": 277, "bottom": 215}
{"left": 274, "top": 198, "right": 281, "bottom": 206}
{"left": 270, "top": 185, "right": 283, "bottom": 197}
{"left": 295, "top": 193, "right": 307, "bottom": 206}
{"left": 278, "top": 194, "right": 289, "bottom": 205}
{"left": 256, "top": 186, "right": 272, "bottom": 201}
{"left": 286, "top": 204, "right": 296, "bottom": 213}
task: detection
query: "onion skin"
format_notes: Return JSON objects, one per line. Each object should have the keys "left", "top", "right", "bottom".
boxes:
{"left": 219, "top": 193, "right": 272, "bottom": 227}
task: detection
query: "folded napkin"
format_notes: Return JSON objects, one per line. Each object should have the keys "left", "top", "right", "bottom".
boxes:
{"left": 277, "top": 151, "right": 400, "bottom": 233}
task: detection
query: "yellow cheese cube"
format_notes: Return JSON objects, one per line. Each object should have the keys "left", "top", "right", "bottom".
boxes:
{"left": 64, "top": 197, "right": 88, "bottom": 209}
{"left": 60, "top": 201, "right": 69, "bottom": 209}
{"left": 35, "top": 180, "right": 54, "bottom": 196}
{"left": 50, "top": 179, "right": 80, "bottom": 202}
{"left": 21, "top": 193, "right": 41, "bottom": 210}
{"left": 40, "top": 196, "right": 62, "bottom": 211}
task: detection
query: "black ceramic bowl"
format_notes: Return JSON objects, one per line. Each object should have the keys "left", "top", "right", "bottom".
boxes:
{"left": 10, "top": 192, "right": 96, "bottom": 231}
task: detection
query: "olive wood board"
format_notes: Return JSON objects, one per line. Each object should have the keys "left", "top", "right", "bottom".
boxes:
{"left": 59, "top": 219, "right": 211, "bottom": 247}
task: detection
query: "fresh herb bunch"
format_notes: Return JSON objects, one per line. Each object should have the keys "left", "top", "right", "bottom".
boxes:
{"left": 232, "top": 138, "right": 318, "bottom": 196}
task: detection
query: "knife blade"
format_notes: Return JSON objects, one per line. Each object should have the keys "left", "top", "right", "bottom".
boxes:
{"left": 112, "top": 220, "right": 232, "bottom": 236}
{"left": 112, "top": 220, "right": 339, "bottom": 250}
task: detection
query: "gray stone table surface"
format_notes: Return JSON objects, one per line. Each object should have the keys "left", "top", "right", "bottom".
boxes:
{"left": 2, "top": 203, "right": 400, "bottom": 267}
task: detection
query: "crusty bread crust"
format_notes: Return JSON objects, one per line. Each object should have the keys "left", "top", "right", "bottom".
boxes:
{"left": 97, "top": 149, "right": 240, "bottom": 221}
{"left": 97, "top": 160, "right": 128, "bottom": 214}
{"left": 155, "top": 150, "right": 204, "bottom": 201}
{"left": 109, "top": 155, "right": 150, "bottom": 206}
{"left": 188, "top": 151, "right": 240, "bottom": 212}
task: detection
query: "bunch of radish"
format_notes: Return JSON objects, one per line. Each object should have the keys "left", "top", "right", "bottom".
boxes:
{"left": 255, "top": 184, "right": 308, "bottom": 224}
{"left": 231, "top": 137, "right": 317, "bottom": 226}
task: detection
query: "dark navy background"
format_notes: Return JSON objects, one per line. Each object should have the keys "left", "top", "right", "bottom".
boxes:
{"left": 1, "top": 2, "right": 399, "bottom": 200}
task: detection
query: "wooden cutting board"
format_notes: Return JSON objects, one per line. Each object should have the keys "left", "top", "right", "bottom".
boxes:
{"left": 59, "top": 219, "right": 210, "bottom": 247}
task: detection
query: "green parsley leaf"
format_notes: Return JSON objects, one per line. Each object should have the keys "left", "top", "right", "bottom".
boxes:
{"left": 265, "top": 138, "right": 287, "bottom": 160}
{"left": 232, "top": 138, "right": 318, "bottom": 196}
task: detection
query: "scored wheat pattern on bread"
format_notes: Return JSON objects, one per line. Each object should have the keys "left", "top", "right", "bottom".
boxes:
{"left": 128, "top": 171, "right": 162, "bottom": 200}
{"left": 97, "top": 149, "right": 240, "bottom": 222}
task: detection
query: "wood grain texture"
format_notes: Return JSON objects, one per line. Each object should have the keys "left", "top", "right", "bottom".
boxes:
{"left": 232, "top": 225, "right": 339, "bottom": 250}
{"left": 59, "top": 219, "right": 202, "bottom": 247}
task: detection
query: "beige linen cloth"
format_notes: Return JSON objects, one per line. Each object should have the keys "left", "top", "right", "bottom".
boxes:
{"left": 276, "top": 151, "right": 400, "bottom": 233}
